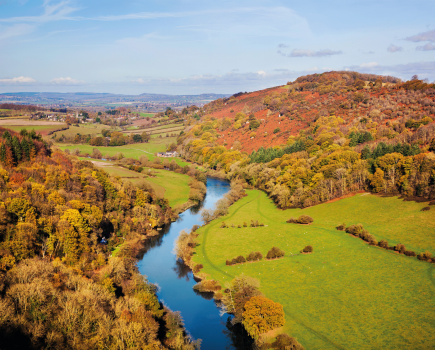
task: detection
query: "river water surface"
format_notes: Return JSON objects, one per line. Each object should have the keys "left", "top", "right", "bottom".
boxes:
{"left": 137, "top": 178, "right": 253, "bottom": 350}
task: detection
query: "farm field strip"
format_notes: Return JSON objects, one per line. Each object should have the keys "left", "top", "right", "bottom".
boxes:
{"left": 193, "top": 190, "right": 435, "bottom": 350}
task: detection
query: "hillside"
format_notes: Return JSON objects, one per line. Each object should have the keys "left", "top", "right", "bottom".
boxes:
{"left": 192, "top": 71, "right": 433, "bottom": 154}
{"left": 178, "top": 71, "right": 435, "bottom": 209}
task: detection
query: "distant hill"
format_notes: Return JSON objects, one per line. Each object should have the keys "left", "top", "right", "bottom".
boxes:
{"left": 0, "top": 92, "right": 231, "bottom": 107}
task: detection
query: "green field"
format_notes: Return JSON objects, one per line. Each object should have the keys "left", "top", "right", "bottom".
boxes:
{"left": 139, "top": 113, "right": 155, "bottom": 118}
{"left": 192, "top": 190, "right": 435, "bottom": 349}
{"left": 4, "top": 125, "right": 66, "bottom": 133}
{"left": 57, "top": 139, "right": 188, "bottom": 166}
{"left": 94, "top": 163, "right": 190, "bottom": 207}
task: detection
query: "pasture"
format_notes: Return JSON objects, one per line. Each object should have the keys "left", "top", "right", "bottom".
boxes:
{"left": 192, "top": 190, "right": 435, "bottom": 350}
{"left": 0, "top": 119, "right": 67, "bottom": 135}
{"left": 91, "top": 162, "right": 191, "bottom": 208}
{"left": 57, "top": 139, "right": 188, "bottom": 166}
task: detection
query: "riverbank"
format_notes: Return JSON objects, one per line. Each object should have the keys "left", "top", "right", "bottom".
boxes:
{"left": 136, "top": 178, "right": 255, "bottom": 350}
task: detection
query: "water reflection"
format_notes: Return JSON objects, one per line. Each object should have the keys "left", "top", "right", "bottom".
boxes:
{"left": 137, "top": 178, "right": 254, "bottom": 350}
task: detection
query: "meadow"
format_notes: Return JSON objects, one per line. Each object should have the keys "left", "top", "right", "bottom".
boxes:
{"left": 57, "top": 138, "right": 188, "bottom": 166}
{"left": 0, "top": 119, "right": 67, "bottom": 135}
{"left": 192, "top": 190, "right": 435, "bottom": 350}
{"left": 91, "top": 162, "right": 191, "bottom": 208}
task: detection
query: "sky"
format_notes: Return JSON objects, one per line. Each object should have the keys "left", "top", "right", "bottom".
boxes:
{"left": 0, "top": 0, "right": 434, "bottom": 95}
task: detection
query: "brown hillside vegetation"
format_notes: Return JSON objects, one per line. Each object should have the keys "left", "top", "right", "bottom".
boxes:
{"left": 198, "top": 71, "right": 434, "bottom": 154}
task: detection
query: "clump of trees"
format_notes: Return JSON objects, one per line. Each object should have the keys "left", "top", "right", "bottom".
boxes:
{"left": 266, "top": 247, "right": 285, "bottom": 259}
{"left": 226, "top": 251, "right": 263, "bottom": 265}
{"left": 287, "top": 215, "right": 313, "bottom": 224}
{"left": 340, "top": 224, "right": 435, "bottom": 261}
{"left": 0, "top": 148, "right": 201, "bottom": 349}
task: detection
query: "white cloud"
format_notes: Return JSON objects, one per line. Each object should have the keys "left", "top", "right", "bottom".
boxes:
{"left": 0, "top": 76, "right": 36, "bottom": 84}
{"left": 50, "top": 77, "right": 85, "bottom": 85}
{"left": 416, "top": 43, "right": 435, "bottom": 51}
{"left": 257, "top": 70, "right": 267, "bottom": 76}
{"left": 387, "top": 44, "right": 403, "bottom": 53}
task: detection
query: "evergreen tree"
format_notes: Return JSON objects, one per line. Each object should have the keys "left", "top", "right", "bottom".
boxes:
{"left": 2, "top": 130, "right": 12, "bottom": 142}
{"left": 0, "top": 143, "right": 6, "bottom": 164}
{"left": 21, "top": 138, "right": 30, "bottom": 161}
{"left": 12, "top": 136, "right": 22, "bottom": 162}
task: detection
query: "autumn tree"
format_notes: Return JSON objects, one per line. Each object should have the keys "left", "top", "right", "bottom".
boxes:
{"left": 242, "top": 296, "right": 285, "bottom": 339}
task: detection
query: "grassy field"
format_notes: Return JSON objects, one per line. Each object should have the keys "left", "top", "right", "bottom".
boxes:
{"left": 3, "top": 125, "right": 66, "bottom": 134}
{"left": 192, "top": 191, "right": 435, "bottom": 350}
{"left": 92, "top": 163, "right": 190, "bottom": 207}
{"left": 57, "top": 139, "right": 188, "bottom": 166}
{"left": 139, "top": 113, "right": 155, "bottom": 118}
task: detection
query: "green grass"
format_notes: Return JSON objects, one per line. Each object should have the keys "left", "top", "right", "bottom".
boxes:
{"left": 139, "top": 113, "right": 155, "bottom": 118}
{"left": 193, "top": 191, "right": 435, "bottom": 350}
{"left": 143, "top": 169, "right": 190, "bottom": 207}
{"left": 3, "top": 125, "right": 65, "bottom": 133}
{"left": 93, "top": 164, "right": 190, "bottom": 207}
{"left": 57, "top": 139, "right": 188, "bottom": 167}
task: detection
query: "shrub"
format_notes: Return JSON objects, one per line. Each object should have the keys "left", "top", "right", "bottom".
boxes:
{"left": 193, "top": 279, "right": 221, "bottom": 292}
{"left": 345, "top": 224, "right": 364, "bottom": 236}
{"left": 298, "top": 215, "right": 313, "bottom": 224}
{"left": 395, "top": 244, "right": 406, "bottom": 254}
{"left": 421, "top": 206, "right": 430, "bottom": 211}
{"left": 273, "top": 128, "right": 281, "bottom": 134}
{"left": 287, "top": 215, "right": 313, "bottom": 224}
{"left": 238, "top": 224, "right": 241, "bottom": 228}
{"left": 378, "top": 240, "right": 389, "bottom": 249}
{"left": 302, "top": 245, "right": 313, "bottom": 253}
{"left": 226, "top": 260, "right": 231, "bottom": 266}
{"left": 266, "top": 247, "right": 285, "bottom": 259}
{"left": 236, "top": 255, "right": 246, "bottom": 264}
{"left": 336, "top": 223, "right": 346, "bottom": 231}
{"left": 220, "top": 222, "right": 227, "bottom": 228}
{"left": 193, "top": 264, "right": 203, "bottom": 273}
{"left": 405, "top": 250, "right": 416, "bottom": 257}
{"left": 418, "top": 251, "right": 432, "bottom": 261}
{"left": 243, "top": 222, "right": 247, "bottom": 227}
{"left": 246, "top": 251, "right": 263, "bottom": 261}
{"left": 272, "top": 333, "right": 304, "bottom": 350}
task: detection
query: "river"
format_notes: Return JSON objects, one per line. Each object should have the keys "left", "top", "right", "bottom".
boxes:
{"left": 137, "top": 178, "right": 254, "bottom": 350}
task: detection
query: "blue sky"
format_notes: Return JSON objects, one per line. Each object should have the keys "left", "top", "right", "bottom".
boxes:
{"left": 0, "top": 0, "right": 434, "bottom": 94}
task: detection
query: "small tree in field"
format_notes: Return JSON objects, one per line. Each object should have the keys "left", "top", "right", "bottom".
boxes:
{"left": 242, "top": 296, "right": 285, "bottom": 339}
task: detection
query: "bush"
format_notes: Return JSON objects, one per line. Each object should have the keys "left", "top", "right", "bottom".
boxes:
{"left": 272, "top": 333, "right": 304, "bottom": 350}
{"left": 405, "top": 250, "right": 416, "bottom": 257}
{"left": 421, "top": 206, "right": 430, "bottom": 211}
{"left": 345, "top": 224, "right": 364, "bottom": 236}
{"left": 246, "top": 251, "right": 263, "bottom": 261}
{"left": 193, "top": 264, "right": 203, "bottom": 273}
{"left": 298, "top": 215, "right": 313, "bottom": 224}
{"left": 220, "top": 222, "right": 227, "bottom": 228}
{"left": 336, "top": 223, "right": 346, "bottom": 231}
{"left": 287, "top": 215, "right": 313, "bottom": 224}
{"left": 273, "top": 128, "right": 281, "bottom": 134}
{"left": 417, "top": 251, "right": 432, "bottom": 261}
{"left": 302, "top": 245, "right": 313, "bottom": 253}
{"left": 378, "top": 240, "right": 389, "bottom": 249}
{"left": 266, "top": 247, "right": 285, "bottom": 259}
{"left": 243, "top": 222, "right": 247, "bottom": 227}
{"left": 395, "top": 244, "right": 406, "bottom": 254}
{"left": 193, "top": 279, "right": 221, "bottom": 292}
